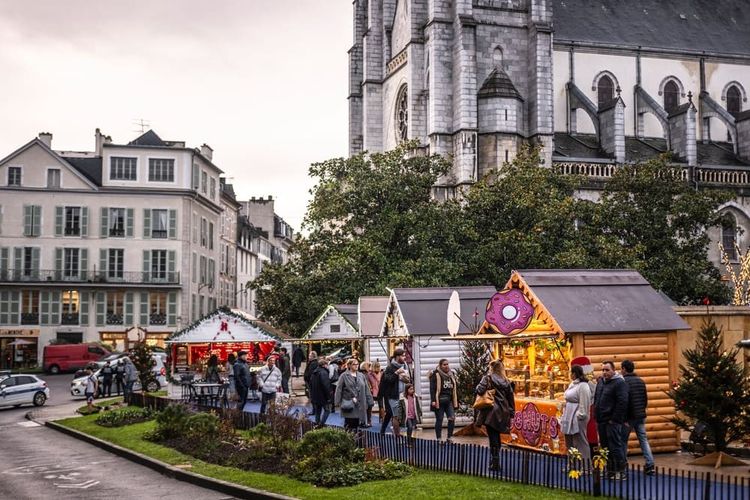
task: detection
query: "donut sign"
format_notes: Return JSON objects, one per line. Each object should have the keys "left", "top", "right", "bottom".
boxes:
{"left": 485, "top": 288, "right": 535, "bottom": 336}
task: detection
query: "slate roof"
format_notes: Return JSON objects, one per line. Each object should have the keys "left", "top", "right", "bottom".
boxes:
{"left": 478, "top": 68, "right": 523, "bottom": 101}
{"left": 553, "top": 0, "right": 750, "bottom": 57}
{"left": 64, "top": 156, "right": 103, "bottom": 186}
{"left": 515, "top": 269, "right": 689, "bottom": 333}
{"left": 391, "top": 286, "right": 497, "bottom": 336}
{"left": 333, "top": 304, "right": 359, "bottom": 329}
{"left": 359, "top": 296, "right": 389, "bottom": 338}
{"left": 128, "top": 130, "right": 166, "bottom": 147}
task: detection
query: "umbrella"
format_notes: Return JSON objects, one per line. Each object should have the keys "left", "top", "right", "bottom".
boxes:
{"left": 8, "top": 339, "right": 34, "bottom": 346}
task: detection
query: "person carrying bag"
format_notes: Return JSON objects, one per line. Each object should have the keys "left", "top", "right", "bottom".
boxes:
{"left": 475, "top": 360, "right": 515, "bottom": 472}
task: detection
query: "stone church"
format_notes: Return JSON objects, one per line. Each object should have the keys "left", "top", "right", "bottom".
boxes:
{"left": 348, "top": 0, "right": 750, "bottom": 267}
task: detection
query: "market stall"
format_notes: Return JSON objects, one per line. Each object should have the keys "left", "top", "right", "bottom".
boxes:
{"left": 166, "top": 308, "right": 287, "bottom": 374}
{"left": 301, "top": 304, "right": 363, "bottom": 359}
{"left": 451, "top": 269, "right": 690, "bottom": 456}
{"left": 358, "top": 296, "right": 389, "bottom": 364}
{"left": 380, "top": 286, "right": 498, "bottom": 428}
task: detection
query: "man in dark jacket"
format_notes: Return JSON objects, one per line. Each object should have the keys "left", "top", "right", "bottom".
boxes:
{"left": 233, "top": 350, "right": 251, "bottom": 411}
{"left": 279, "top": 347, "right": 292, "bottom": 394}
{"left": 309, "top": 358, "right": 332, "bottom": 425}
{"left": 378, "top": 348, "right": 409, "bottom": 437}
{"left": 621, "top": 359, "right": 654, "bottom": 475}
{"left": 594, "top": 360, "right": 629, "bottom": 480}
{"left": 292, "top": 346, "right": 304, "bottom": 377}
{"left": 303, "top": 351, "right": 318, "bottom": 393}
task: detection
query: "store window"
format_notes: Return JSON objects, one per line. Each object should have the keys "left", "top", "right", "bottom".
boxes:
{"left": 21, "top": 291, "right": 39, "bottom": 325}
{"left": 149, "top": 291, "right": 168, "bottom": 325}
{"left": 61, "top": 290, "right": 79, "bottom": 325}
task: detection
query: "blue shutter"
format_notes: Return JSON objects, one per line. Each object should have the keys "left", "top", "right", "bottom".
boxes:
{"left": 167, "top": 291, "right": 177, "bottom": 326}
{"left": 143, "top": 209, "right": 151, "bottom": 238}
{"left": 126, "top": 209, "right": 134, "bottom": 237}
{"left": 140, "top": 292, "right": 149, "bottom": 325}
{"left": 142, "top": 250, "right": 151, "bottom": 283}
{"left": 80, "top": 207, "right": 89, "bottom": 237}
{"left": 124, "top": 292, "right": 134, "bottom": 325}
{"left": 79, "top": 291, "right": 89, "bottom": 325}
{"left": 55, "top": 207, "right": 64, "bottom": 236}
{"left": 96, "top": 292, "right": 106, "bottom": 326}
{"left": 168, "top": 209, "right": 177, "bottom": 239}
{"left": 100, "top": 207, "right": 108, "bottom": 237}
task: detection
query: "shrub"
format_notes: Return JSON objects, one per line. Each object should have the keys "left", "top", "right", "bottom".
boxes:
{"left": 145, "top": 403, "right": 191, "bottom": 441}
{"left": 186, "top": 412, "right": 220, "bottom": 439}
{"left": 95, "top": 407, "right": 153, "bottom": 427}
{"left": 293, "top": 459, "right": 412, "bottom": 487}
{"left": 296, "top": 427, "right": 361, "bottom": 460}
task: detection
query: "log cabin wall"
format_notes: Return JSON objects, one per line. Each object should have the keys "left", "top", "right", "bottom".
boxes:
{"left": 674, "top": 306, "right": 750, "bottom": 373}
{"left": 582, "top": 331, "right": 681, "bottom": 453}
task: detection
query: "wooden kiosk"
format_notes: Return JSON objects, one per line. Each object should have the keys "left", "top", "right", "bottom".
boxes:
{"left": 452, "top": 270, "right": 690, "bottom": 455}
{"left": 301, "top": 304, "right": 363, "bottom": 358}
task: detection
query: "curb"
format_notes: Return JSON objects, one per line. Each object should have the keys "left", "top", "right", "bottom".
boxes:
{"left": 45, "top": 421, "right": 296, "bottom": 500}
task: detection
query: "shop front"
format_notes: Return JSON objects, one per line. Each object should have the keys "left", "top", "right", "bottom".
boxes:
{"left": 100, "top": 327, "right": 171, "bottom": 352}
{"left": 0, "top": 328, "right": 40, "bottom": 370}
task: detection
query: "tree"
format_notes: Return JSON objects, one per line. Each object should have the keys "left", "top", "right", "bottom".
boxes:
{"left": 599, "top": 156, "right": 732, "bottom": 304}
{"left": 455, "top": 340, "right": 492, "bottom": 411}
{"left": 668, "top": 320, "right": 750, "bottom": 456}
{"left": 130, "top": 341, "right": 157, "bottom": 393}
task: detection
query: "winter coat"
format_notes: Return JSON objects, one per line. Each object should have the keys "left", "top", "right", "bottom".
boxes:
{"left": 594, "top": 374, "right": 629, "bottom": 424}
{"left": 560, "top": 379, "right": 592, "bottom": 435}
{"left": 429, "top": 368, "right": 458, "bottom": 409}
{"left": 257, "top": 365, "right": 283, "bottom": 394}
{"left": 124, "top": 360, "right": 138, "bottom": 383}
{"left": 309, "top": 366, "right": 332, "bottom": 406}
{"left": 303, "top": 358, "right": 318, "bottom": 385}
{"left": 101, "top": 365, "right": 113, "bottom": 381}
{"left": 292, "top": 347, "right": 304, "bottom": 368}
{"left": 335, "top": 370, "right": 373, "bottom": 421}
{"left": 398, "top": 394, "right": 423, "bottom": 423}
{"left": 379, "top": 361, "right": 406, "bottom": 401}
{"left": 205, "top": 365, "right": 221, "bottom": 383}
{"left": 475, "top": 374, "right": 516, "bottom": 433}
{"left": 623, "top": 372, "right": 648, "bottom": 421}
{"left": 367, "top": 371, "right": 381, "bottom": 398}
{"left": 281, "top": 354, "right": 292, "bottom": 378}
{"left": 233, "top": 359, "right": 251, "bottom": 391}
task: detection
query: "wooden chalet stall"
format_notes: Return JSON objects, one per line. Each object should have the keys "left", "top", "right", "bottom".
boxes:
{"left": 358, "top": 296, "right": 389, "bottom": 364}
{"left": 381, "top": 286, "right": 498, "bottom": 428}
{"left": 456, "top": 270, "right": 689, "bottom": 455}
{"left": 301, "top": 304, "right": 363, "bottom": 358}
{"left": 166, "top": 309, "right": 287, "bottom": 373}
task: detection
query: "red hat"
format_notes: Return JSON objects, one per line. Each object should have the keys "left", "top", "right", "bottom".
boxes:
{"left": 571, "top": 356, "right": 593, "bottom": 375}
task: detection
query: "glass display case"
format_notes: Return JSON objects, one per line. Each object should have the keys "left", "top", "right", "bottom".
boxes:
{"left": 502, "top": 339, "right": 570, "bottom": 401}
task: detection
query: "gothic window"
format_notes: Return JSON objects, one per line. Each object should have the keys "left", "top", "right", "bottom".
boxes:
{"left": 722, "top": 213, "right": 737, "bottom": 261}
{"left": 663, "top": 80, "right": 680, "bottom": 114}
{"left": 727, "top": 85, "right": 742, "bottom": 117}
{"left": 597, "top": 75, "right": 614, "bottom": 109}
{"left": 493, "top": 47, "right": 503, "bottom": 69}
{"left": 395, "top": 85, "right": 408, "bottom": 142}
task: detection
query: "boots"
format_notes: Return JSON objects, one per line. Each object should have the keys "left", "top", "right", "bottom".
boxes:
{"left": 392, "top": 418, "right": 401, "bottom": 438}
{"left": 489, "top": 448, "right": 500, "bottom": 472}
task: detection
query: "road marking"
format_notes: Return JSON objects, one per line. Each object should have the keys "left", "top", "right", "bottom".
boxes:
{"left": 55, "top": 479, "right": 100, "bottom": 489}
{"left": 17, "top": 421, "right": 41, "bottom": 427}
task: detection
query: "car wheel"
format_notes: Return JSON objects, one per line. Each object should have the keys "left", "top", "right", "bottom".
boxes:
{"left": 33, "top": 392, "right": 46, "bottom": 407}
{"left": 49, "top": 365, "right": 60, "bottom": 375}
{"left": 146, "top": 381, "right": 159, "bottom": 393}
{"left": 13, "top": 404, "right": 22, "bottom": 408}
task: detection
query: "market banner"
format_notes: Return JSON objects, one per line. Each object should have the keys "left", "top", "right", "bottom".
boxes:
{"left": 502, "top": 399, "right": 567, "bottom": 455}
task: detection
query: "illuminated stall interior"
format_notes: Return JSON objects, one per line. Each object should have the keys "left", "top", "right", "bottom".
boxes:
{"left": 301, "top": 304, "right": 363, "bottom": 359}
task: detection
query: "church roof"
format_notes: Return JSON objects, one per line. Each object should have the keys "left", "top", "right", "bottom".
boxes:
{"left": 478, "top": 68, "right": 523, "bottom": 101}
{"left": 553, "top": 0, "right": 750, "bottom": 57}
{"left": 128, "top": 130, "right": 166, "bottom": 147}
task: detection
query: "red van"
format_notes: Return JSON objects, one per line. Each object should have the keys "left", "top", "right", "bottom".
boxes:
{"left": 43, "top": 343, "right": 110, "bottom": 374}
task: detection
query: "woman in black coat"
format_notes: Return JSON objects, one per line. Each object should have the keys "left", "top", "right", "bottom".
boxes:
{"left": 475, "top": 359, "right": 515, "bottom": 471}
{"left": 309, "top": 358, "right": 332, "bottom": 426}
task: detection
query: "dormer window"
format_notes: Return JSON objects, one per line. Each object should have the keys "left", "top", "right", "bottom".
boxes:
{"left": 597, "top": 75, "right": 614, "bottom": 109}
{"left": 148, "top": 158, "right": 174, "bottom": 182}
{"left": 110, "top": 157, "right": 137, "bottom": 181}
{"left": 7, "top": 166, "right": 21, "bottom": 186}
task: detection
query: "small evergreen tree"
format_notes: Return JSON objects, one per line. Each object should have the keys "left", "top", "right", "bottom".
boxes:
{"left": 130, "top": 341, "right": 157, "bottom": 393}
{"left": 668, "top": 320, "right": 750, "bottom": 451}
{"left": 455, "top": 341, "right": 492, "bottom": 415}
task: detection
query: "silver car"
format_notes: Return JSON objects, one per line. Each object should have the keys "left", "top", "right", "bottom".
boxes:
{"left": 0, "top": 374, "right": 50, "bottom": 408}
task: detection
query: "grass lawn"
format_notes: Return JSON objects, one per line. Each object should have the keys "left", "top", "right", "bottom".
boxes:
{"left": 56, "top": 415, "right": 591, "bottom": 500}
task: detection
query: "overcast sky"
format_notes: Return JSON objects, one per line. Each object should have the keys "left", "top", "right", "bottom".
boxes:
{"left": 0, "top": 1, "right": 352, "bottom": 229}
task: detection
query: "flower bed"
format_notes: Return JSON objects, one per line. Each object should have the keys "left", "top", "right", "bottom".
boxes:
{"left": 95, "top": 406, "right": 154, "bottom": 427}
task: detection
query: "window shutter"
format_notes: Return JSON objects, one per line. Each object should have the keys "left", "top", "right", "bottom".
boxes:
{"left": 168, "top": 209, "right": 177, "bottom": 239}
{"left": 192, "top": 253, "right": 197, "bottom": 283}
{"left": 55, "top": 206, "right": 64, "bottom": 236}
{"left": 81, "top": 207, "right": 89, "bottom": 237}
{"left": 0, "top": 291, "right": 8, "bottom": 324}
{"left": 0, "top": 248, "right": 8, "bottom": 279}
{"left": 192, "top": 164, "right": 199, "bottom": 190}
{"left": 126, "top": 209, "right": 134, "bottom": 237}
{"left": 140, "top": 292, "right": 149, "bottom": 325}
{"left": 32, "top": 206, "right": 41, "bottom": 237}
{"left": 100, "top": 207, "right": 108, "bottom": 237}
{"left": 124, "top": 292, "right": 134, "bottom": 325}
{"left": 99, "top": 249, "right": 107, "bottom": 278}
{"left": 96, "top": 291, "right": 106, "bottom": 326}
{"left": 79, "top": 291, "right": 89, "bottom": 326}
{"left": 50, "top": 291, "right": 61, "bottom": 324}
{"left": 54, "top": 248, "right": 63, "bottom": 279}
{"left": 168, "top": 250, "right": 176, "bottom": 280}
{"left": 208, "top": 259, "right": 215, "bottom": 286}
{"left": 168, "top": 291, "right": 177, "bottom": 326}
{"left": 23, "top": 206, "right": 33, "bottom": 236}
{"left": 13, "top": 247, "right": 22, "bottom": 276}
{"left": 9, "top": 292, "right": 19, "bottom": 324}
{"left": 31, "top": 247, "right": 40, "bottom": 276}
{"left": 39, "top": 291, "right": 48, "bottom": 325}
{"left": 0, "top": 204, "right": 3, "bottom": 235}
{"left": 80, "top": 248, "right": 88, "bottom": 280}
{"left": 143, "top": 209, "right": 151, "bottom": 238}
{"left": 142, "top": 250, "right": 151, "bottom": 282}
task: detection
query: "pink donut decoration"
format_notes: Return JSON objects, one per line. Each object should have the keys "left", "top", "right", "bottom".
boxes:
{"left": 485, "top": 288, "right": 535, "bottom": 335}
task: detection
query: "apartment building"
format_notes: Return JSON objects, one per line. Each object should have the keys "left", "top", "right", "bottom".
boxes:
{"left": 218, "top": 179, "right": 240, "bottom": 310}
{"left": 242, "top": 196, "right": 294, "bottom": 265}
{"left": 0, "top": 129, "right": 222, "bottom": 367}
{"left": 235, "top": 215, "right": 272, "bottom": 318}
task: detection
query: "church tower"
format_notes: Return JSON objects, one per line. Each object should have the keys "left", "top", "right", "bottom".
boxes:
{"left": 348, "top": 0, "right": 554, "bottom": 197}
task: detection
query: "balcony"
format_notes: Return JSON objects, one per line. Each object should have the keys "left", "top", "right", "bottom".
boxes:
{"left": 106, "top": 313, "right": 124, "bottom": 325}
{"left": 0, "top": 270, "right": 180, "bottom": 285}
{"left": 61, "top": 313, "right": 79, "bottom": 325}
{"left": 149, "top": 313, "right": 167, "bottom": 325}
{"left": 20, "top": 312, "right": 39, "bottom": 325}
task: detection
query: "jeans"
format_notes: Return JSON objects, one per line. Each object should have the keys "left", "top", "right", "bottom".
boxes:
{"left": 598, "top": 422, "right": 628, "bottom": 473}
{"left": 628, "top": 418, "right": 654, "bottom": 467}
{"left": 237, "top": 387, "right": 248, "bottom": 411}
{"left": 281, "top": 376, "right": 290, "bottom": 394}
{"left": 380, "top": 398, "right": 400, "bottom": 434}
{"left": 115, "top": 378, "right": 124, "bottom": 395}
{"left": 124, "top": 381, "right": 135, "bottom": 402}
{"left": 260, "top": 391, "right": 275, "bottom": 414}
{"left": 102, "top": 379, "right": 112, "bottom": 397}
{"left": 435, "top": 399, "right": 455, "bottom": 440}
{"left": 312, "top": 403, "right": 330, "bottom": 425}
{"left": 406, "top": 418, "right": 418, "bottom": 439}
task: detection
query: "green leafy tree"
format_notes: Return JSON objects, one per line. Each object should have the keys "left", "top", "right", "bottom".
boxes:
{"left": 130, "top": 341, "right": 157, "bottom": 393}
{"left": 599, "top": 156, "right": 732, "bottom": 304}
{"left": 668, "top": 320, "right": 750, "bottom": 451}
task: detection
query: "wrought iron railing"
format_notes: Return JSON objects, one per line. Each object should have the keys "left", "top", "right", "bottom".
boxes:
{"left": 20, "top": 312, "right": 39, "bottom": 325}
{"left": 0, "top": 270, "right": 180, "bottom": 284}
{"left": 60, "top": 313, "right": 79, "bottom": 325}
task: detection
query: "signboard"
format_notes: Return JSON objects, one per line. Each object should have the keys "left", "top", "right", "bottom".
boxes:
{"left": 501, "top": 399, "right": 567, "bottom": 455}
{"left": 0, "top": 329, "right": 40, "bottom": 338}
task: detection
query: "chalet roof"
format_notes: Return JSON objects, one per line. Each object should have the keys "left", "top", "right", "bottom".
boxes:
{"left": 167, "top": 308, "right": 286, "bottom": 344}
{"left": 553, "top": 0, "right": 750, "bottom": 57}
{"left": 513, "top": 269, "right": 690, "bottom": 334}
{"left": 303, "top": 304, "right": 360, "bottom": 341}
{"left": 390, "top": 286, "right": 497, "bottom": 336}
{"left": 334, "top": 304, "right": 359, "bottom": 329}
{"left": 359, "top": 296, "right": 389, "bottom": 338}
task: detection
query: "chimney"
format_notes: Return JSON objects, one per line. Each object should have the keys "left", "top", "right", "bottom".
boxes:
{"left": 38, "top": 132, "right": 52, "bottom": 148}
{"left": 95, "top": 128, "right": 104, "bottom": 155}
{"left": 736, "top": 111, "right": 750, "bottom": 163}
{"left": 597, "top": 90, "right": 626, "bottom": 163}
{"left": 200, "top": 144, "right": 213, "bottom": 161}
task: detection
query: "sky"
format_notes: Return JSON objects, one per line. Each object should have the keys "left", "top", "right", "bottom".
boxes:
{"left": 0, "top": 1, "right": 353, "bottom": 230}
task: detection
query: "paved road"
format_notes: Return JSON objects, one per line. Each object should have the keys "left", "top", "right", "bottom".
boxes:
{"left": 0, "top": 374, "right": 233, "bottom": 500}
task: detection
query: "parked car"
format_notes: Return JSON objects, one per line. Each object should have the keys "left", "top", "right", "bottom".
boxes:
{"left": 73, "top": 352, "right": 128, "bottom": 378}
{"left": 69, "top": 355, "right": 166, "bottom": 398}
{"left": 0, "top": 374, "right": 50, "bottom": 408}
{"left": 43, "top": 343, "right": 110, "bottom": 374}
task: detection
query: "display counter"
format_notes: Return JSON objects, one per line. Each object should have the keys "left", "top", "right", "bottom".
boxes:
{"left": 502, "top": 397, "right": 567, "bottom": 455}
